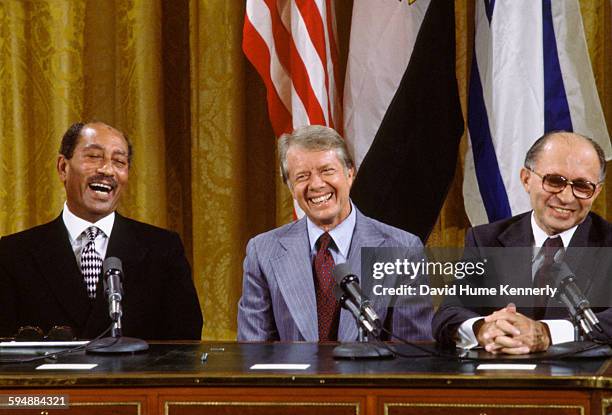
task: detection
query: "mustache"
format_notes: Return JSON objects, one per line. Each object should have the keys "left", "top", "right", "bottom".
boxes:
{"left": 87, "top": 175, "right": 118, "bottom": 189}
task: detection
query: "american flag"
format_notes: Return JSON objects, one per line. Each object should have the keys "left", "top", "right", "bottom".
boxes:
{"left": 243, "top": 0, "right": 342, "bottom": 137}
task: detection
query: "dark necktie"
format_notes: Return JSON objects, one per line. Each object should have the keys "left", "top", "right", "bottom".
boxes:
{"left": 532, "top": 236, "right": 564, "bottom": 319}
{"left": 81, "top": 226, "right": 103, "bottom": 299}
{"left": 313, "top": 232, "right": 340, "bottom": 341}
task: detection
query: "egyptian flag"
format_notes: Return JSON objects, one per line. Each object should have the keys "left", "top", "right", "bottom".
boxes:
{"left": 464, "top": 0, "right": 612, "bottom": 226}
{"left": 345, "top": 0, "right": 464, "bottom": 242}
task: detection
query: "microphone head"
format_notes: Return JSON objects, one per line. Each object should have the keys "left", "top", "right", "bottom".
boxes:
{"left": 103, "top": 257, "right": 123, "bottom": 275}
{"left": 332, "top": 263, "right": 355, "bottom": 284}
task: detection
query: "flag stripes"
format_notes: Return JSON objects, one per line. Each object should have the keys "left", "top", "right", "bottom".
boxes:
{"left": 346, "top": 0, "right": 463, "bottom": 242}
{"left": 243, "top": 0, "right": 341, "bottom": 137}
{"left": 464, "top": 0, "right": 611, "bottom": 227}
{"left": 542, "top": 0, "right": 572, "bottom": 132}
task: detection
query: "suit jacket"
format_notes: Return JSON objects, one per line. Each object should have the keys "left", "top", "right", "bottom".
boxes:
{"left": 237, "top": 208, "right": 433, "bottom": 342}
{"left": 0, "top": 213, "right": 203, "bottom": 340}
{"left": 432, "top": 211, "right": 612, "bottom": 346}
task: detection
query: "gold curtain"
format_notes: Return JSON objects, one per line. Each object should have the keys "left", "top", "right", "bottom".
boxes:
{"left": 0, "top": 0, "right": 610, "bottom": 340}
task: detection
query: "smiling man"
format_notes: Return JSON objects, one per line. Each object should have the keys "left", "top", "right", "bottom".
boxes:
{"left": 0, "top": 122, "right": 202, "bottom": 340}
{"left": 237, "top": 125, "right": 433, "bottom": 342}
{"left": 433, "top": 131, "right": 612, "bottom": 354}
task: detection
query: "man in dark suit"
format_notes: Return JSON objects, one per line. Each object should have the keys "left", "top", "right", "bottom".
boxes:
{"left": 237, "top": 125, "right": 432, "bottom": 342}
{"left": 433, "top": 131, "right": 611, "bottom": 354}
{"left": 0, "top": 122, "right": 203, "bottom": 340}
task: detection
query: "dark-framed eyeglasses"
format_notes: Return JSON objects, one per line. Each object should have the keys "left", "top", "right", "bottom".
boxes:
{"left": 526, "top": 167, "right": 600, "bottom": 200}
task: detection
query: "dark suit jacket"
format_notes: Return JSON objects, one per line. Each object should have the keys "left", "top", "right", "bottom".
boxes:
{"left": 0, "top": 213, "right": 203, "bottom": 340}
{"left": 432, "top": 211, "right": 612, "bottom": 346}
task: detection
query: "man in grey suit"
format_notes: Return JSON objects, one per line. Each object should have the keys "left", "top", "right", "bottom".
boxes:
{"left": 237, "top": 125, "right": 433, "bottom": 342}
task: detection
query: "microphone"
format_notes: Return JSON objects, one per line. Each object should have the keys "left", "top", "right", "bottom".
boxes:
{"left": 333, "top": 285, "right": 376, "bottom": 334}
{"left": 86, "top": 257, "right": 149, "bottom": 354}
{"left": 552, "top": 262, "right": 603, "bottom": 335}
{"left": 333, "top": 263, "right": 382, "bottom": 336}
{"left": 103, "top": 257, "right": 124, "bottom": 323}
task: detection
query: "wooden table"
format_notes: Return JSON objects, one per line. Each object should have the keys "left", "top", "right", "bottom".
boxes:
{"left": 0, "top": 341, "right": 610, "bottom": 415}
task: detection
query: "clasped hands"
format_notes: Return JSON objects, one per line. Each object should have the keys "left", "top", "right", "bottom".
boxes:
{"left": 474, "top": 303, "right": 551, "bottom": 355}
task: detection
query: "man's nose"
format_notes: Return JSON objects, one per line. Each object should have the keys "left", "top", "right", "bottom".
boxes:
{"left": 96, "top": 158, "right": 114, "bottom": 176}
{"left": 556, "top": 184, "right": 575, "bottom": 203}
{"left": 308, "top": 172, "right": 325, "bottom": 188}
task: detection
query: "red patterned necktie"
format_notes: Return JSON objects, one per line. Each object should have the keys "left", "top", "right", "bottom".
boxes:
{"left": 533, "top": 236, "right": 564, "bottom": 319}
{"left": 313, "top": 232, "right": 340, "bottom": 341}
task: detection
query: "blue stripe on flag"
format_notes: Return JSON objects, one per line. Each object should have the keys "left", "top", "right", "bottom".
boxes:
{"left": 542, "top": 0, "right": 572, "bottom": 132}
{"left": 484, "top": 0, "right": 495, "bottom": 23}
{"left": 468, "top": 54, "right": 512, "bottom": 223}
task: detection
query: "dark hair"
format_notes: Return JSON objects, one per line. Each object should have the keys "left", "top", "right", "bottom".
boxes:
{"left": 59, "top": 121, "right": 133, "bottom": 164}
{"left": 278, "top": 125, "right": 354, "bottom": 185}
{"left": 524, "top": 130, "right": 606, "bottom": 180}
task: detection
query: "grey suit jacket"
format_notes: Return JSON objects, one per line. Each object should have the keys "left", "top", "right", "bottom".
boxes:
{"left": 237, "top": 208, "right": 433, "bottom": 342}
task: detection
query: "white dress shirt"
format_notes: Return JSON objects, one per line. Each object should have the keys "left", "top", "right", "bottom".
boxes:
{"left": 61, "top": 203, "right": 115, "bottom": 267}
{"left": 456, "top": 212, "right": 578, "bottom": 349}
{"left": 307, "top": 202, "right": 356, "bottom": 265}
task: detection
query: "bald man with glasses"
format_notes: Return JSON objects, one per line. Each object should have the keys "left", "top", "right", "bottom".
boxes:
{"left": 433, "top": 131, "right": 612, "bottom": 355}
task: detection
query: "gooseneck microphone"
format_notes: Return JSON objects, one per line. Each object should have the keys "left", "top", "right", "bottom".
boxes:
{"left": 333, "top": 263, "right": 382, "bottom": 336}
{"left": 552, "top": 262, "right": 603, "bottom": 336}
{"left": 103, "top": 257, "right": 124, "bottom": 325}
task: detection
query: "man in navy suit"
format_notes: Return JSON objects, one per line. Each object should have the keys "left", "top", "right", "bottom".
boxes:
{"left": 433, "top": 131, "right": 612, "bottom": 354}
{"left": 237, "top": 125, "right": 433, "bottom": 342}
{"left": 0, "top": 122, "right": 202, "bottom": 340}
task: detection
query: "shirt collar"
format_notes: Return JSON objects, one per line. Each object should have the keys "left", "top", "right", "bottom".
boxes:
{"left": 307, "top": 201, "right": 356, "bottom": 258}
{"left": 530, "top": 211, "right": 577, "bottom": 248}
{"left": 62, "top": 202, "right": 115, "bottom": 242}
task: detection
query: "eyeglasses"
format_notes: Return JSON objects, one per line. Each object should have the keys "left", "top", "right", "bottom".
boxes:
{"left": 526, "top": 167, "right": 600, "bottom": 199}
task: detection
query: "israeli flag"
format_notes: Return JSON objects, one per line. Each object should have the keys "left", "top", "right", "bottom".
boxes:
{"left": 464, "top": 0, "right": 611, "bottom": 226}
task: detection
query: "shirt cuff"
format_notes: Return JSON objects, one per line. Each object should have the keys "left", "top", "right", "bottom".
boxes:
{"left": 541, "top": 319, "right": 574, "bottom": 344}
{"left": 455, "top": 317, "right": 483, "bottom": 349}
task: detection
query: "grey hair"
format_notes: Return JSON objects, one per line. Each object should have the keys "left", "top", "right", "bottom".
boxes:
{"left": 278, "top": 125, "right": 355, "bottom": 184}
{"left": 524, "top": 130, "right": 607, "bottom": 181}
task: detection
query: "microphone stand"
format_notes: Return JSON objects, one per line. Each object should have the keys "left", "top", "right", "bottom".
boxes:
{"left": 86, "top": 312, "right": 149, "bottom": 354}
{"left": 332, "top": 307, "right": 394, "bottom": 360}
{"left": 572, "top": 314, "right": 582, "bottom": 342}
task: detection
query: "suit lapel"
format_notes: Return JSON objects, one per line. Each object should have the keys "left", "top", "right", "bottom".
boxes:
{"left": 33, "top": 216, "right": 92, "bottom": 328}
{"left": 496, "top": 213, "right": 534, "bottom": 305}
{"left": 497, "top": 213, "right": 534, "bottom": 247}
{"left": 338, "top": 211, "right": 385, "bottom": 342}
{"left": 105, "top": 214, "right": 148, "bottom": 266}
{"left": 565, "top": 215, "right": 596, "bottom": 297}
{"left": 272, "top": 219, "right": 319, "bottom": 341}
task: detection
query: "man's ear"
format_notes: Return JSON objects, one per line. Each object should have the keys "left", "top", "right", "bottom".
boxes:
{"left": 57, "top": 155, "right": 68, "bottom": 182}
{"left": 519, "top": 167, "right": 531, "bottom": 193}
{"left": 347, "top": 167, "right": 355, "bottom": 184}
{"left": 592, "top": 182, "right": 604, "bottom": 201}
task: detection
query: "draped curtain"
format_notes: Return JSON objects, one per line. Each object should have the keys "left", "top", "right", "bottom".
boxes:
{"left": 0, "top": 0, "right": 610, "bottom": 340}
